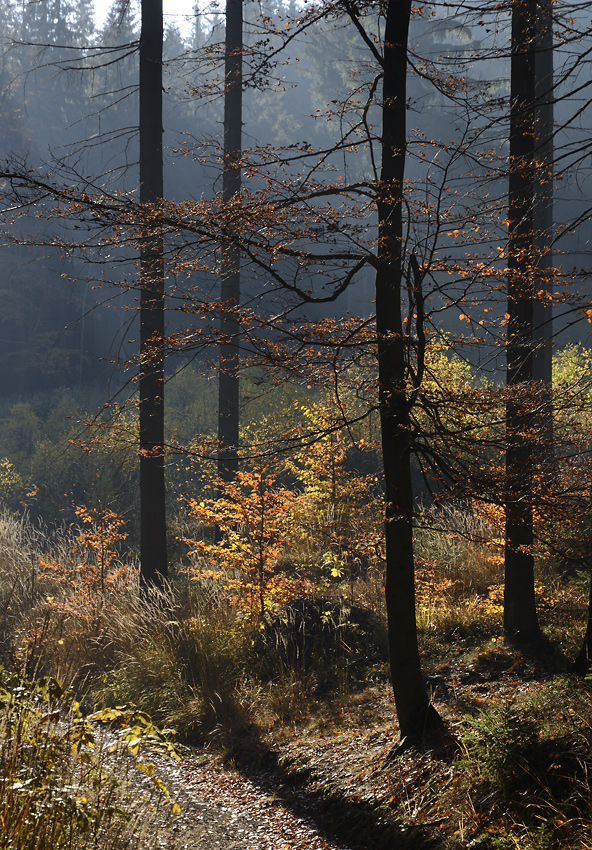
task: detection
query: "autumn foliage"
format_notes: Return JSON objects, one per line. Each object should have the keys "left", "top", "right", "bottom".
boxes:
{"left": 183, "top": 464, "right": 302, "bottom": 620}
{"left": 38, "top": 504, "right": 130, "bottom": 621}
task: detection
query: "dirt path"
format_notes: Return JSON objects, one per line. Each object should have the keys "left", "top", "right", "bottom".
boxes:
{"left": 149, "top": 749, "right": 356, "bottom": 850}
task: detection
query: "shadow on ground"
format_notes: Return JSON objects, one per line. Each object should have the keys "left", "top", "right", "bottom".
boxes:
{"left": 222, "top": 738, "right": 444, "bottom": 850}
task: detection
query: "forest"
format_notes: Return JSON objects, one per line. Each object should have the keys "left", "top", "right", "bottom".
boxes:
{"left": 0, "top": 0, "right": 590, "bottom": 846}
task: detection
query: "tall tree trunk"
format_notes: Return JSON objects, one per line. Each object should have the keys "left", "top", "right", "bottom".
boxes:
{"left": 378, "top": 0, "right": 440, "bottom": 745}
{"left": 504, "top": 0, "right": 541, "bottom": 643}
{"left": 572, "top": 571, "right": 592, "bottom": 675}
{"left": 217, "top": 0, "right": 242, "bottom": 486}
{"left": 139, "top": 0, "right": 167, "bottom": 589}
{"left": 532, "top": 0, "right": 554, "bottom": 462}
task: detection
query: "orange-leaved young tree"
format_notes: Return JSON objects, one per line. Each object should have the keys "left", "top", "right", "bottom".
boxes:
{"left": 38, "top": 504, "right": 130, "bottom": 617}
{"left": 182, "top": 457, "right": 307, "bottom": 621}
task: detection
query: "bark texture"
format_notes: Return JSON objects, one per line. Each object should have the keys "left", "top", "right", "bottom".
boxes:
{"left": 532, "top": 0, "right": 554, "bottom": 460}
{"left": 377, "top": 0, "right": 440, "bottom": 743}
{"left": 504, "top": 0, "right": 541, "bottom": 643}
{"left": 217, "top": 0, "right": 243, "bottom": 486}
{"left": 139, "top": 0, "right": 167, "bottom": 588}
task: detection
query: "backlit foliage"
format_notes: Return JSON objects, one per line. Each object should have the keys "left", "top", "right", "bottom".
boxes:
{"left": 0, "top": 669, "right": 179, "bottom": 850}
{"left": 0, "top": 457, "right": 25, "bottom": 507}
{"left": 182, "top": 460, "right": 304, "bottom": 620}
{"left": 38, "top": 504, "right": 130, "bottom": 619}
{"left": 285, "top": 394, "right": 383, "bottom": 586}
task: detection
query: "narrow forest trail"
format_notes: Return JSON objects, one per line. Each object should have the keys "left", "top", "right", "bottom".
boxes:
{"left": 148, "top": 748, "right": 357, "bottom": 850}
{"left": 124, "top": 646, "right": 566, "bottom": 850}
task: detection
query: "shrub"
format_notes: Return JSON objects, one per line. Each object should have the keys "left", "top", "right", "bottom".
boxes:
{"left": 0, "top": 669, "right": 179, "bottom": 850}
{"left": 255, "top": 596, "right": 389, "bottom": 691}
{"left": 462, "top": 700, "right": 539, "bottom": 795}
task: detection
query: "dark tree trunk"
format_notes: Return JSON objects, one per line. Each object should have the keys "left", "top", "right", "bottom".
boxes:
{"left": 217, "top": 0, "right": 243, "bottom": 486}
{"left": 571, "top": 519, "right": 592, "bottom": 675}
{"left": 572, "top": 569, "right": 592, "bottom": 675}
{"left": 139, "top": 0, "right": 167, "bottom": 589}
{"left": 504, "top": 0, "right": 541, "bottom": 643}
{"left": 532, "top": 0, "right": 554, "bottom": 462}
{"left": 377, "top": 0, "right": 441, "bottom": 745}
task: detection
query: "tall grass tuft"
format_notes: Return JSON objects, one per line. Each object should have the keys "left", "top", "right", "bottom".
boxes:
{"left": 414, "top": 503, "right": 504, "bottom": 641}
{"left": 0, "top": 508, "right": 136, "bottom": 688}
{"left": 415, "top": 502, "right": 502, "bottom": 597}
{"left": 93, "top": 579, "right": 256, "bottom": 746}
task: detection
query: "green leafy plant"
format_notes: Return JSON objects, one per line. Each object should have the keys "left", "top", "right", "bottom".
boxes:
{"left": 0, "top": 669, "right": 180, "bottom": 850}
{"left": 462, "top": 700, "right": 539, "bottom": 794}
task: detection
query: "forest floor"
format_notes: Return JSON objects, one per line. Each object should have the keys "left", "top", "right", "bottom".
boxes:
{"left": 148, "top": 632, "right": 578, "bottom": 850}
{"left": 2, "top": 504, "right": 588, "bottom": 850}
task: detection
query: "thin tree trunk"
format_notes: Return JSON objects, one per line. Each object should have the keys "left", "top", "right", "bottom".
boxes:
{"left": 217, "top": 0, "right": 243, "bottom": 486}
{"left": 377, "top": 0, "right": 441, "bottom": 745}
{"left": 139, "top": 0, "right": 167, "bottom": 589}
{"left": 504, "top": 0, "right": 540, "bottom": 643}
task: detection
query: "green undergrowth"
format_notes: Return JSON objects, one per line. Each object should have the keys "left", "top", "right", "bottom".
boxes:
{"left": 453, "top": 678, "right": 592, "bottom": 848}
{"left": 0, "top": 669, "right": 180, "bottom": 850}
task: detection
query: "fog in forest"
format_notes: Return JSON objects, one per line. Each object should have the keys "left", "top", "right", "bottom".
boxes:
{"left": 2, "top": 6, "right": 592, "bottom": 842}
{"left": 0, "top": 0, "right": 589, "bottom": 535}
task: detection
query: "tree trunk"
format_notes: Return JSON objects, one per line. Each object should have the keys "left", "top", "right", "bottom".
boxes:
{"left": 139, "top": 0, "right": 167, "bottom": 589}
{"left": 217, "top": 0, "right": 243, "bottom": 486}
{"left": 532, "top": 0, "right": 554, "bottom": 463}
{"left": 572, "top": 567, "right": 592, "bottom": 675}
{"left": 377, "top": 0, "right": 441, "bottom": 745}
{"left": 504, "top": 0, "right": 541, "bottom": 643}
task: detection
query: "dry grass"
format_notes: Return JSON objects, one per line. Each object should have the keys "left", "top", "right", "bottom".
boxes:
{"left": 93, "top": 580, "right": 257, "bottom": 745}
{"left": 415, "top": 503, "right": 503, "bottom": 596}
{"left": 0, "top": 510, "right": 136, "bottom": 687}
{"left": 413, "top": 504, "right": 506, "bottom": 650}
{"left": 0, "top": 505, "right": 590, "bottom": 849}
